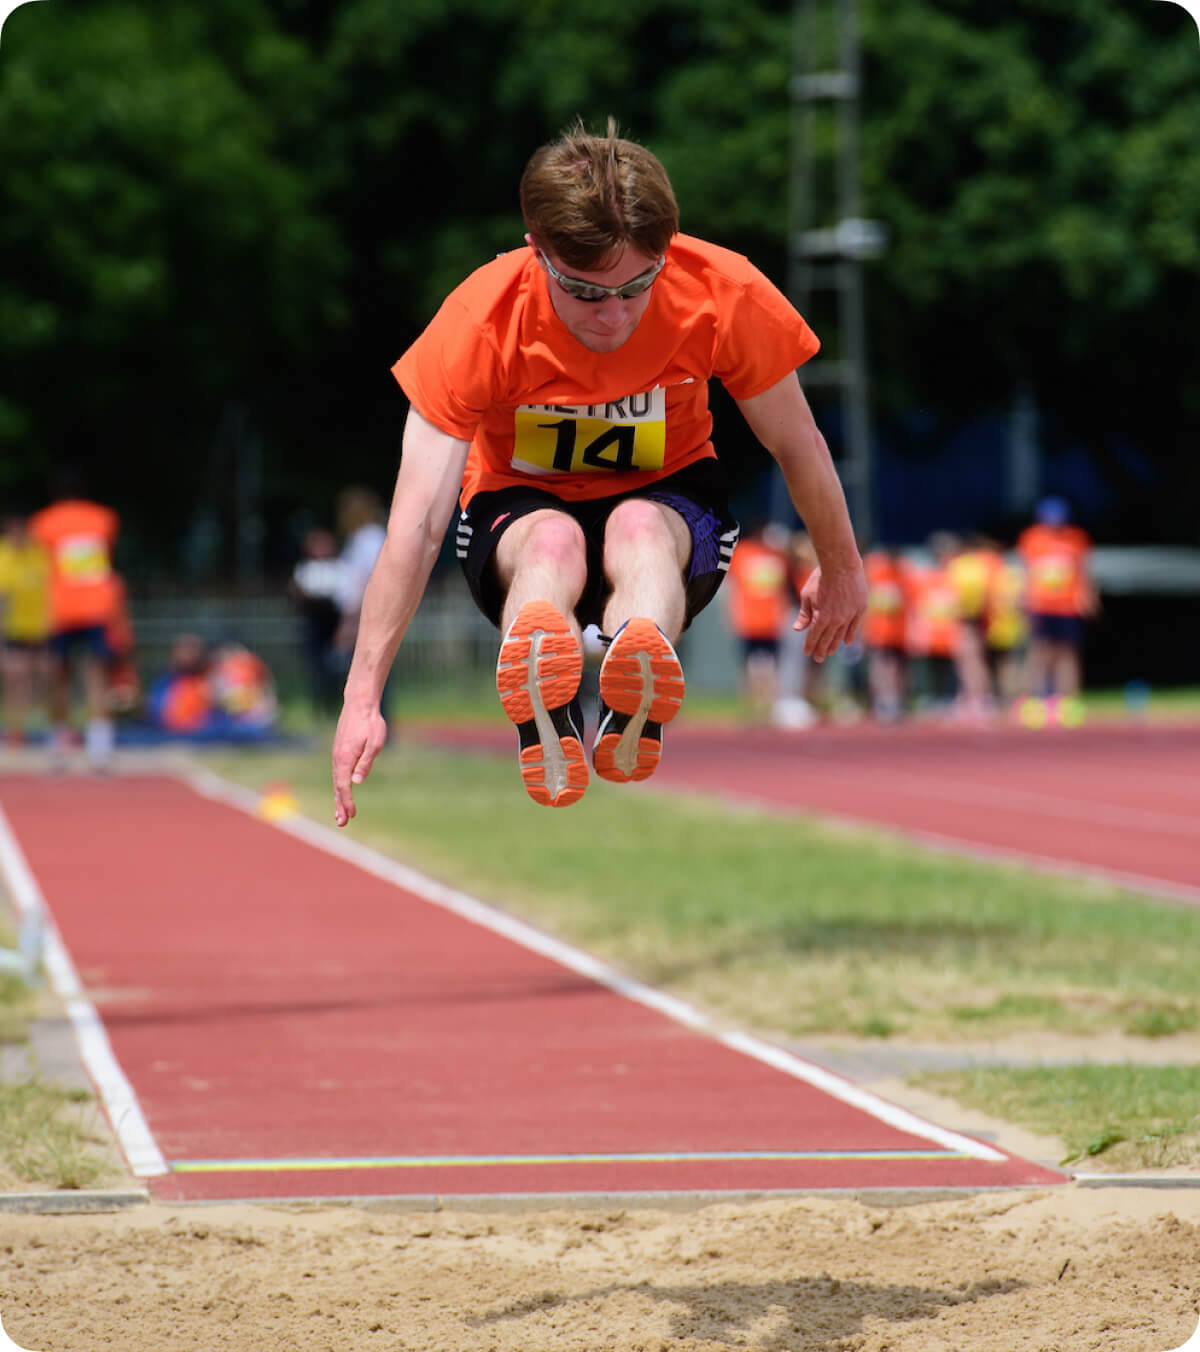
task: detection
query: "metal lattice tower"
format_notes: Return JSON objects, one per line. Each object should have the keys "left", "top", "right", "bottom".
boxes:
{"left": 788, "top": 0, "right": 883, "bottom": 547}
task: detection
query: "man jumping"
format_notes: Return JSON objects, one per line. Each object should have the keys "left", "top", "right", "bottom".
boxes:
{"left": 332, "top": 119, "right": 866, "bottom": 822}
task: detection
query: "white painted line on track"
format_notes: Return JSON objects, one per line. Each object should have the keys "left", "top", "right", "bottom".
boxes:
{"left": 185, "top": 766, "right": 1009, "bottom": 1166}
{"left": 0, "top": 804, "right": 169, "bottom": 1178}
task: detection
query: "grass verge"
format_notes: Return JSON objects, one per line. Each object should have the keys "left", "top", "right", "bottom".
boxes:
{"left": 0, "top": 925, "right": 117, "bottom": 1191}
{"left": 913, "top": 1065, "right": 1200, "bottom": 1170}
{"left": 0, "top": 1078, "right": 114, "bottom": 1191}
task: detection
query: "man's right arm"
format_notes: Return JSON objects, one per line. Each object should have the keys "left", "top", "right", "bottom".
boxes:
{"left": 332, "top": 408, "right": 470, "bottom": 826}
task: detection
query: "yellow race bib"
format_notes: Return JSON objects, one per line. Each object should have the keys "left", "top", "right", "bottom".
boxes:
{"left": 511, "top": 389, "right": 666, "bottom": 476}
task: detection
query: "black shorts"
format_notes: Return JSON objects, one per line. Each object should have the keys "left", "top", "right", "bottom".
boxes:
{"left": 741, "top": 636, "right": 780, "bottom": 660}
{"left": 1031, "top": 613, "right": 1084, "bottom": 645}
{"left": 456, "top": 458, "right": 740, "bottom": 630}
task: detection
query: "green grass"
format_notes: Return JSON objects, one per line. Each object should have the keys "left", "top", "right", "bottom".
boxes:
{"left": 0, "top": 1078, "right": 113, "bottom": 1190}
{"left": 913, "top": 1065, "right": 1200, "bottom": 1170}
{"left": 197, "top": 739, "right": 1200, "bottom": 1047}
{"left": 0, "top": 970, "right": 31, "bottom": 1047}
{"left": 0, "top": 925, "right": 117, "bottom": 1191}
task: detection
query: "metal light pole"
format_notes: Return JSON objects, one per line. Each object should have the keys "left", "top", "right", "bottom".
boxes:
{"left": 789, "top": 0, "right": 883, "bottom": 547}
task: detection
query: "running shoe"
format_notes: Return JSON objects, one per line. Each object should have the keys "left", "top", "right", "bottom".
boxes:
{"left": 496, "top": 601, "right": 588, "bottom": 807}
{"left": 593, "top": 617, "right": 685, "bottom": 784}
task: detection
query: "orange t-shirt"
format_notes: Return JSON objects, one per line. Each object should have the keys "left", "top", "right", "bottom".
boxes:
{"left": 1017, "top": 524, "right": 1091, "bottom": 616}
{"left": 726, "top": 538, "right": 790, "bottom": 640}
{"left": 392, "top": 235, "right": 820, "bottom": 506}
{"left": 28, "top": 499, "right": 120, "bottom": 631}
{"left": 863, "top": 551, "right": 909, "bottom": 651}
{"left": 906, "top": 565, "right": 961, "bottom": 658}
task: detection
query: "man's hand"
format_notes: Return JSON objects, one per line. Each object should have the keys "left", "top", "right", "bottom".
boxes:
{"left": 794, "top": 562, "right": 868, "bottom": 661}
{"left": 332, "top": 702, "right": 389, "bottom": 826}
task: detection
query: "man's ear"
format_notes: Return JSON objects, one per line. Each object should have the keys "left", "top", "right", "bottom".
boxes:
{"left": 525, "top": 233, "right": 546, "bottom": 265}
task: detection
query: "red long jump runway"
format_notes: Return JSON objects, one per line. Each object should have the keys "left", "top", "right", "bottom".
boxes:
{"left": 0, "top": 770, "right": 1060, "bottom": 1202}
{"left": 419, "top": 719, "right": 1200, "bottom": 902}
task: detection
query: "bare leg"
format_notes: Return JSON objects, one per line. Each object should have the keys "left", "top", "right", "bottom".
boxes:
{"left": 593, "top": 499, "right": 690, "bottom": 784}
{"left": 600, "top": 499, "right": 691, "bottom": 640}
{"left": 1024, "top": 638, "right": 1052, "bottom": 698}
{"left": 954, "top": 623, "right": 993, "bottom": 716}
{"left": 1054, "top": 644, "right": 1082, "bottom": 698}
{"left": 495, "top": 510, "right": 588, "bottom": 639}
{"left": 742, "top": 650, "right": 778, "bottom": 726}
{"left": 79, "top": 652, "right": 115, "bottom": 767}
{"left": 492, "top": 511, "right": 589, "bottom": 808}
{"left": 2, "top": 649, "right": 33, "bottom": 739}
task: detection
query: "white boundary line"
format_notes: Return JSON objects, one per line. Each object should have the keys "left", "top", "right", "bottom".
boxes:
{"left": 185, "top": 766, "right": 1008, "bottom": 1166}
{"left": 0, "top": 804, "right": 168, "bottom": 1178}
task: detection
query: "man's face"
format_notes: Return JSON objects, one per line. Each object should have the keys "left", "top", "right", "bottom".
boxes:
{"left": 527, "top": 235, "right": 660, "bottom": 354}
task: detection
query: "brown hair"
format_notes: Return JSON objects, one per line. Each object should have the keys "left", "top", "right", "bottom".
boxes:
{"left": 519, "top": 117, "right": 679, "bottom": 270}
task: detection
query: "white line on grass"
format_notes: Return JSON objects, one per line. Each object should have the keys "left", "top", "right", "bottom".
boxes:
{"left": 0, "top": 804, "right": 169, "bottom": 1178}
{"left": 185, "top": 766, "right": 1008, "bottom": 1166}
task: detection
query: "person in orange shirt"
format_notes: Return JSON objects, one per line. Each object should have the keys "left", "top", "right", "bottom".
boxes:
{"left": 862, "top": 548, "right": 911, "bottom": 722}
{"left": 332, "top": 119, "right": 866, "bottom": 822}
{"left": 28, "top": 487, "right": 121, "bottom": 769}
{"left": 905, "top": 534, "right": 963, "bottom": 714}
{"left": 1016, "top": 497, "right": 1096, "bottom": 705}
{"left": 724, "top": 522, "right": 791, "bottom": 725}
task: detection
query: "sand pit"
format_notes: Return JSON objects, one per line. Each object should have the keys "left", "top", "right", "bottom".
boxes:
{"left": 2, "top": 1185, "right": 1199, "bottom": 1351}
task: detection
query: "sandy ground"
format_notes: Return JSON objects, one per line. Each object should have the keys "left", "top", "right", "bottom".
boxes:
{"left": 3, "top": 1186, "right": 1200, "bottom": 1352}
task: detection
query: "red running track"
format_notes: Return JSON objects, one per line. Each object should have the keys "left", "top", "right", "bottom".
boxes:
{"left": 421, "top": 719, "right": 1200, "bottom": 902}
{"left": 0, "top": 772, "right": 1060, "bottom": 1201}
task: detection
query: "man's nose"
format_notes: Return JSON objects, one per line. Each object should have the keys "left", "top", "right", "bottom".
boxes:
{"left": 593, "top": 297, "right": 630, "bottom": 326}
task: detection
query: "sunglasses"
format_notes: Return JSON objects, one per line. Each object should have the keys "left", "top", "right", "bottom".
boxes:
{"left": 538, "top": 250, "right": 666, "bottom": 302}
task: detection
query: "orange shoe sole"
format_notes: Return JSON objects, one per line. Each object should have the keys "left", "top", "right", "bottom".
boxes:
{"left": 593, "top": 618, "right": 685, "bottom": 783}
{"left": 497, "top": 601, "right": 588, "bottom": 808}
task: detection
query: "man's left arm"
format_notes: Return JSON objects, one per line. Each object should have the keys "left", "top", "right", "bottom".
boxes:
{"left": 736, "top": 372, "right": 867, "bottom": 661}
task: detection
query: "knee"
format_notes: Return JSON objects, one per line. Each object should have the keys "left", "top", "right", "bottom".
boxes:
{"left": 604, "top": 499, "right": 677, "bottom": 565}
{"left": 519, "top": 515, "right": 587, "bottom": 578}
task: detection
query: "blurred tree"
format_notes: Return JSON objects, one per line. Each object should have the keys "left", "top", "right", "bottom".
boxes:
{"left": 0, "top": 1, "right": 346, "bottom": 570}
{"left": 2, "top": 0, "right": 1198, "bottom": 572}
{"left": 858, "top": 0, "right": 1200, "bottom": 539}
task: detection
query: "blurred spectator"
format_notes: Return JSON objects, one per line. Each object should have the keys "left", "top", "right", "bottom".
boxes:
{"left": 862, "top": 547, "right": 910, "bottom": 723}
{"left": 29, "top": 486, "right": 121, "bottom": 770}
{"left": 147, "top": 635, "right": 277, "bottom": 738}
{"left": 984, "top": 551, "right": 1029, "bottom": 710}
{"left": 0, "top": 512, "right": 51, "bottom": 744}
{"left": 725, "top": 521, "right": 791, "bottom": 725}
{"left": 104, "top": 573, "right": 140, "bottom": 717}
{"left": 208, "top": 642, "right": 278, "bottom": 731}
{"left": 147, "top": 633, "right": 214, "bottom": 734}
{"left": 333, "top": 486, "right": 387, "bottom": 665}
{"left": 774, "top": 531, "right": 819, "bottom": 729}
{"left": 289, "top": 526, "right": 346, "bottom": 715}
{"left": 906, "top": 533, "right": 962, "bottom": 714}
{"left": 947, "top": 534, "right": 1003, "bottom": 720}
{"left": 1017, "top": 496, "right": 1097, "bottom": 705}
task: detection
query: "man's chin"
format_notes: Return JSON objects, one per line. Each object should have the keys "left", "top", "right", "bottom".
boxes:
{"left": 573, "top": 327, "right": 635, "bottom": 353}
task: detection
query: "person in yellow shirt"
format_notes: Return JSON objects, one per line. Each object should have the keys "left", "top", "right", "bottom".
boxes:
{"left": 984, "top": 552, "right": 1029, "bottom": 711}
{"left": 0, "top": 513, "right": 51, "bottom": 744}
{"left": 946, "top": 534, "right": 1004, "bottom": 720}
